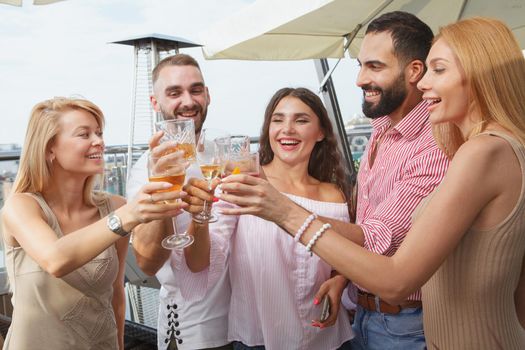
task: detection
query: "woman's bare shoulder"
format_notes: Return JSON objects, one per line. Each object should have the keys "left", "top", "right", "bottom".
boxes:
{"left": 444, "top": 132, "right": 519, "bottom": 200}
{"left": 455, "top": 132, "right": 519, "bottom": 169}
{"left": 317, "top": 182, "right": 346, "bottom": 203}
{"left": 3, "top": 193, "right": 41, "bottom": 213}
{"left": 1, "top": 193, "right": 45, "bottom": 241}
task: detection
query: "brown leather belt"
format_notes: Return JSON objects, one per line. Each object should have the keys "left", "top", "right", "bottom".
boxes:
{"left": 357, "top": 291, "right": 422, "bottom": 315}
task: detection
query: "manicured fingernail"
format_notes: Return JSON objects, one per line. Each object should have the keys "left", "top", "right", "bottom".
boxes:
{"left": 212, "top": 197, "right": 219, "bottom": 203}
{"left": 180, "top": 191, "right": 187, "bottom": 196}
{"left": 313, "top": 298, "right": 319, "bottom": 305}
{"left": 163, "top": 183, "right": 172, "bottom": 188}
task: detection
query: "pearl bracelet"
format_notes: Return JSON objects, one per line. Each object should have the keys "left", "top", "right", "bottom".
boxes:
{"left": 306, "top": 223, "right": 331, "bottom": 256}
{"left": 294, "top": 213, "right": 317, "bottom": 243}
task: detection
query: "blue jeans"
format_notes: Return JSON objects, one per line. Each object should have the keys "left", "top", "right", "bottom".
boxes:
{"left": 351, "top": 305, "right": 426, "bottom": 350}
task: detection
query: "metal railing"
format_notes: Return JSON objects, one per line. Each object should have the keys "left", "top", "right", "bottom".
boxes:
{"left": 0, "top": 130, "right": 371, "bottom": 347}
{"left": 0, "top": 130, "right": 371, "bottom": 207}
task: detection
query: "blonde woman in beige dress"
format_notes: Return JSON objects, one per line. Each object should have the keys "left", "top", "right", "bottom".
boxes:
{"left": 217, "top": 17, "right": 525, "bottom": 349}
{"left": 1, "top": 97, "right": 186, "bottom": 349}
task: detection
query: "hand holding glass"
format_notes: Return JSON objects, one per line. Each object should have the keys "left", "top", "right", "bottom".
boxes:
{"left": 148, "top": 152, "right": 193, "bottom": 249}
{"left": 151, "top": 119, "right": 196, "bottom": 249}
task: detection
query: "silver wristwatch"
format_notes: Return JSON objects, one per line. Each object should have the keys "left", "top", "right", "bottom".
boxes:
{"left": 106, "top": 212, "right": 130, "bottom": 237}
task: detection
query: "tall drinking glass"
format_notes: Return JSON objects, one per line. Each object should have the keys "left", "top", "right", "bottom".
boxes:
{"left": 224, "top": 135, "right": 258, "bottom": 176}
{"left": 153, "top": 119, "right": 196, "bottom": 249}
{"left": 224, "top": 151, "right": 260, "bottom": 177}
{"left": 193, "top": 128, "right": 230, "bottom": 223}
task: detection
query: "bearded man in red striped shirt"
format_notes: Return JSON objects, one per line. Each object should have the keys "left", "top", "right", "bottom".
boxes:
{"left": 346, "top": 11, "right": 449, "bottom": 349}
{"left": 214, "top": 10, "right": 449, "bottom": 350}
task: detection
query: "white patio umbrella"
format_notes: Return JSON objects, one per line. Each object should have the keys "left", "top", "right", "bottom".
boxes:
{"left": 202, "top": 0, "right": 525, "bottom": 60}
{"left": 0, "top": 0, "right": 63, "bottom": 6}
{"left": 201, "top": 0, "right": 525, "bottom": 176}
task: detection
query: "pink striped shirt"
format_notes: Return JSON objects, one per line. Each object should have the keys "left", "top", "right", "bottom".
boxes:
{"left": 176, "top": 194, "right": 354, "bottom": 350}
{"left": 356, "top": 101, "right": 449, "bottom": 301}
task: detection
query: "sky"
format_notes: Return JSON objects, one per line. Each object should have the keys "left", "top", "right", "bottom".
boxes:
{"left": 0, "top": 0, "right": 363, "bottom": 147}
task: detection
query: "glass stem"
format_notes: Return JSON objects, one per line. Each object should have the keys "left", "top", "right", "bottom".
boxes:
{"left": 202, "top": 179, "right": 213, "bottom": 218}
{"left": 171, "top": 217, "right": 179, "bottom": 235}
{"left": 202, "top": 200, "right": 210, "bottom": 218}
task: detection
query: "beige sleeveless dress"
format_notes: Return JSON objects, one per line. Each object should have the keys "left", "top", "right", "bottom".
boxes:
{"left": 3, "top": 193, "right": 119, "bottom": 350}
{"left": 420, "top": 131, "right": 525, "bottom": 349}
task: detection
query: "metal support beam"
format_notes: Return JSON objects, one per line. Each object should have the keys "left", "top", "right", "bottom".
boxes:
{"left": 314, "top": 58, "right": 356, "bottom": 183}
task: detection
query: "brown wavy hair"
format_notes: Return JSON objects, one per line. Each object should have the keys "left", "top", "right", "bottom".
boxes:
{"left": 259, "top": 87, "right": 353, "bottom": 219}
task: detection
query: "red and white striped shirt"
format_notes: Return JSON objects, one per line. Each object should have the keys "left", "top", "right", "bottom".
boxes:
{"left": 356, "top": 101, "right": 449, "bottom": 301}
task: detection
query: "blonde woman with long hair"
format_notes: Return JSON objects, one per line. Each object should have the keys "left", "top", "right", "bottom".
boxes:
{"left": 217, "top": 17, "right": 525, "bottom": 349}
{"left": 1, "top": 97, "right": 185, "bottom": 349}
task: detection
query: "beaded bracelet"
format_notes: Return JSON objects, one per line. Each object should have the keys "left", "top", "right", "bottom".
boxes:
{"left": 294, "top": 213, "right": 317, "bottom": 243}
{"left": 306, "top": 223, "right": 332, "bottom": 256}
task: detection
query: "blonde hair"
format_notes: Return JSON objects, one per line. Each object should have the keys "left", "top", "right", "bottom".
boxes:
{"left": 432, "top": 17, "right": 525, "bottom": 158}
{"left": 12, "top": 97, "right": 106, "bottom": 205}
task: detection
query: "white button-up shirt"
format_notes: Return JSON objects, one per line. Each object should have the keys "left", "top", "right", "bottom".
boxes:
{"left": 126, "top": 152, "right": 230, "bottom": 350}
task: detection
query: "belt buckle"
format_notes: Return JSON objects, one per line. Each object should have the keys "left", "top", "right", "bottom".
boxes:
{"left": 374, "top": 293, "right": 401, "bottom": 314}
{"left": 359, "top": 291, "right": 402, "bottom": 314}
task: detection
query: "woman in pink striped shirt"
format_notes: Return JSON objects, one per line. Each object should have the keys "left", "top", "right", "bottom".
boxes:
{"left": 218, "top": 18, "right": 525, "bottom": 350}
{"left": 181, "top": 87, "right": 354, "bottom": 349}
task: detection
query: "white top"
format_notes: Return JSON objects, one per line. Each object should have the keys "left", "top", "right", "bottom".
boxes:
{"left": 179, "top": 193, "right": 354, "bottom": 350}
{"left": 126, "top": 152, "right": 231, "bottom": 350}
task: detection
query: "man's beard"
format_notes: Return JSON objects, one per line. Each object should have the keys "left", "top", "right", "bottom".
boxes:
{"left": 361, "top": 73, "right": 407, "bottom": 119}
{"left": 159, "top": 105, "right": 207, "bottom": 133}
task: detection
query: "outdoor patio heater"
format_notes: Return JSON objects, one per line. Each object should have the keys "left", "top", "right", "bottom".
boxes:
{"left": 111, "top": 34, "right": 201, "bottom": 173}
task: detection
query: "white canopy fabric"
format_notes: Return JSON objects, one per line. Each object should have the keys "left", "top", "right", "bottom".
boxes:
{"left": 0, "top": 0, "right": 63, "bottom": 6}
{"left": 202, "top": 0, "right": 525, "bottom": 60}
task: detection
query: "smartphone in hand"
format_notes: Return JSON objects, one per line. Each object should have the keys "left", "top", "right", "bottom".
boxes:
{"left": 320, "top": 295, "right": 330, "bottom": 322}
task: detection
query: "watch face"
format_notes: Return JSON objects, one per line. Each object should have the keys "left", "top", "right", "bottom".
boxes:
{"left": 107, "top": 213, "right": 128, "bottom": 236}
{"left": 109, "top": 215, "right": 120, "bottom": 230}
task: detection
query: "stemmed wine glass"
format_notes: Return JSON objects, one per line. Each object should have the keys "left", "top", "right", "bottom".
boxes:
{"left": 193, "top": 128, "right": 231, "bottom": 223}
{"left": 153, "top": 119, "right": 196, "bottom": 249}
{"left": 155, "top": 119, "right": 196, "bottom": 162}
